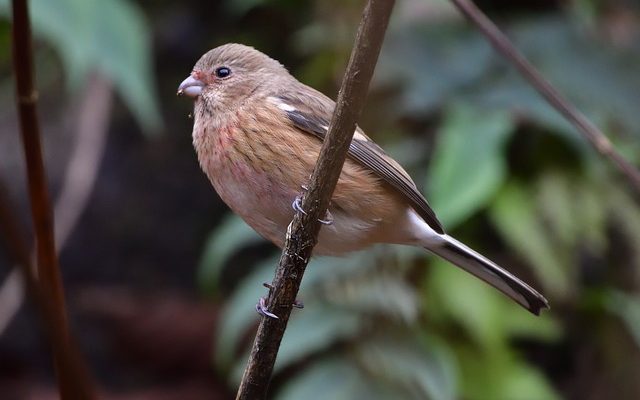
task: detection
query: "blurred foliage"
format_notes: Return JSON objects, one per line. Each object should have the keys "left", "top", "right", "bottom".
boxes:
{"left": 0, "top": 0, "right": 161, "bottom": 132}
{"left": 196, "top": 0, "right": 640, "bottom": 399}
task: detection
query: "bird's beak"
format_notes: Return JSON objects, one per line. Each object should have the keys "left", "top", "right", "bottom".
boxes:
{"left": 177, "top": 75, "right": 205, "bottom": 98}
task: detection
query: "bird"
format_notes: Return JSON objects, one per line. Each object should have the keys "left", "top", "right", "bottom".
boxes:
{"left": 177, "top": 43, "right": 549, "bottom": 316}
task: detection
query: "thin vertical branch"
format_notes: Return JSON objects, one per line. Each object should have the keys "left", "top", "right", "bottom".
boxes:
{"left": 10, "top": 0, "right": 95, "bottom": 398}
{"left": 450, "top": 0, "right": 640, "bottom": 193}
{"left": 235, "top": 0, "right": 396, "bottom": 399}
{"left": 0, "top": 182, "right": 95, "bottom": 399}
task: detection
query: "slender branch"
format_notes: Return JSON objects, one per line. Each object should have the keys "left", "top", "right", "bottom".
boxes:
{"left": 235, "top": 1, "right": 396, "bottom": 398}
{"left": 10, "top": 0, "right": 95, "bottom": 398}
{"left": 450, "top": 0, "right": 640, "bottom": 193}
{"left": 0, "top": 182, "right": 95, "bottom": 400}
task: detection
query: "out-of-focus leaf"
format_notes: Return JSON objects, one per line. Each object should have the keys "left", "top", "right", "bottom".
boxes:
{"left": 0, "top": 0, "right": 161, "bottom": 132}
{"left": 538, "top": 171, "right": 608, "bottom": 257}
{"left": 537, "top": 172, "right": 582, "bottom": 249}
{"left": 327, "top": 272, "right": 419, "bottom": 324}
{"left": 306, "top": 246, "right": 423, "bottom": 323}
{"left": 509, "top": 17, "right": 640, "bottom": 140}
{"left": 608, "top": 184, "right": 640, "bottom": 268}
{"left": 227, "top": 304, "right": 364, "bottom": 384}
{"left": 215, "top": 249, "right": 380, "bottom": 371}
{"left": 197, "top": 214, "right": 263, "bottom": 295}
{"left": 606, "top": 290, "right": 640, "bottom": 350}
{"left": 223, "top": 0, "right": 267, "bottom": 16}
{"left": 355, "top": 334, "right": 458, "bottom": 400}
{"left": 380, "top": 15, "right": 640, "bottom": 152}
{"left": 276, "top": 357, "right": 398, "bottom": 400}
{"left": 428, "top": 105, "right": 514, "bottom": 228}
{"left": 488, "top": 182, "right": 571, "bottom": 297}
{"left": 299, "top": 250, "right": 382, "bottom": 291}
{"left": 426, "top": 259, "right": 561, "bottom": 349}
{"left": 273, "top": 305, "right": 362, "bottom": 374}
{"left": 377, "top": 23, "right": 493, "bottom": 115}
{"left": 459, "top": 347, "right": 560, "bottom": 400}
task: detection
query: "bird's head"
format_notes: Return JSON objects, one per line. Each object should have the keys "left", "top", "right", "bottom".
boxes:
{"left": 177, "top": 43, "right": 291, "bottom": 114}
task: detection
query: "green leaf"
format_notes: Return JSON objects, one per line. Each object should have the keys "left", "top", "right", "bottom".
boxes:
{"left": 378, "top": 22, "right": 494, "bottom": 115}
{"left": 608, "top": 183, "right": 640, "bottom": 268}
{"left": 276, "top": 358, "right": 398, "bottom": 400}
{"left": 274, "top": 305, "right": 362, "bottom": 374}
{"left": 428, "top": 104, "right": 515, "bottom": 228}
{"left": 508, "top": 17, "right": 640, "bottom": 140}
{"left": 459, "top": 347, "right": 560, "bottom": 400}
{"left": 197, "top": 214, "right": 264, "bottom": 295}
{"left": 426, "top": 259, "right": 562, "bottom": 349}
{"left": 327, "top": 272, "right": 419, "bottom": 324}
{"left": 537, "top": 171, "right": 608, "bottom": 257}
{"left": 224, "top": 0, "right": 267, "bottom": 17}
{"left": 215, "top": 250, "right": 379, "bottom": 372}
{"left": 355, "top": 334, "right": 458, "bottom": 400}
{"left": 0, "top": 0, "right": 161, "bottom": 132}
{"left": 488, "top": 182, "right": 571, "bottom": 297}
{"left": 606, "top": 290, "right": 640, "bottom": 350}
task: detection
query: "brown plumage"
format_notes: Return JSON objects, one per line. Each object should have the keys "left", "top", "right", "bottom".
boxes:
{"left": 178, "top": 43, "right": 549, "bottom": 315}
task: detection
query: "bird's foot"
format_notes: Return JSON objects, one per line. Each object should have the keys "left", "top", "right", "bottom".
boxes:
{"left": 292, "top": 195, "right": 306, "bottom": 215}
{"left": 291, "top": 195, "right": 333, "bottom": 225}
{"left": 318, "top": 210, "right": 333, "bottom": 225}
{"left": 256, "top": 283, "right": 304, "bottom": 319}
{"left": 255, "top": 296, "right": 279, "bottom": 319}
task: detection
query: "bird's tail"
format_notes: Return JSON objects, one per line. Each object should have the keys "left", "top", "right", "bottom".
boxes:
{"left": 426, "top": 235, "right": 549, "bottom": 315}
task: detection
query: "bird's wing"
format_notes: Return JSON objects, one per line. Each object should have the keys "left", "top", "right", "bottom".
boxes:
{"left": 270, "top": 92, "right": 444, "bottom": 234}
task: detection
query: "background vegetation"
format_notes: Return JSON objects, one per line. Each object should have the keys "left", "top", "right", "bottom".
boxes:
{"left": 1, "top": 0, "right": 639, "bottom": 398}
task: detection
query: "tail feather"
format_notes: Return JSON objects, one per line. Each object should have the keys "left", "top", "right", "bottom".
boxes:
{"left": 428, "top": 235, "right": 549, "bottom": 315}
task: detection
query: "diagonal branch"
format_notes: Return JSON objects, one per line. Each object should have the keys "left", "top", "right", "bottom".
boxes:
{"left": 235, "top": 0, "right": 396, "bottom": 399}
{"left": 10, "top": 0, "right": 95, "bottom": 398}
{"left": 450, "top": 0, "right": 640, "bottom": 193}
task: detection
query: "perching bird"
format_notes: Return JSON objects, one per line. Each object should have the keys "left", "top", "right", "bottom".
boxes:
{"left": 178, "top": 43, "right": 549, "bottom": 315}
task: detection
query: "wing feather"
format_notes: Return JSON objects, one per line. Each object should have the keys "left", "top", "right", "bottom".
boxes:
{"left": 272, "top": 93, "right": 445, "bottom": 234}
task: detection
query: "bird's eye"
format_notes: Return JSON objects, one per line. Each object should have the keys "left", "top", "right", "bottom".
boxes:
{"left": 215, "top": 67, "right": 231, "bottom": 78}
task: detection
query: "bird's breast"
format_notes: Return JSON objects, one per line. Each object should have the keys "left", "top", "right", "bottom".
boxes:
{"left": 192, "top": 118, "right": 298, "bottom": 244}
{"left": 190, "top": 104, "right": 410, "bottom": 255}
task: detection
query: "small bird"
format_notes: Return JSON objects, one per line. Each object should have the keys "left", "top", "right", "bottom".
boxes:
{"left": 178, "top": 43, "right": 549, "bottom": 315}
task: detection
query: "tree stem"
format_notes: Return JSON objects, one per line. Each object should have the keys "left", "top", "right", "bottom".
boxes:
{"left": 235, "top": 1, "right": 396, "bottom": 399}
{"left": 10, "top": 0, "right": 96, "bottom": 398}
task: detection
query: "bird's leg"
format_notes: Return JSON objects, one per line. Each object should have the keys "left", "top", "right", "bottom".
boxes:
{"left": 318, "top": 210, "right": 333, "bottom": 225}
{"left": 292, "top": 195, "right": 306, "bottom": 215}
{"left": 255, "top": 283, "right": 304, "bottom": 319}
{"left": 292, "top": 188, "right": 334, "bottom": 225}
{"left": 255, "top": 296, "right": 279, "bottom": 319}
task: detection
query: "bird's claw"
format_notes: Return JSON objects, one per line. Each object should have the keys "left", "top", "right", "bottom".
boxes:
{"left": 292, "top": 195, "right": 307, "bottom": 215}
{"left": 292, "top": 195, "right": 333, "bottom": 225}
{"left": 256, "top": 296, "right": 279, "bottom": 319}
{"left": 257, "top": 283, "right": 304, "bottom": 316}
{"left": 318, "top": 210, "right": 333, "bottom": 225}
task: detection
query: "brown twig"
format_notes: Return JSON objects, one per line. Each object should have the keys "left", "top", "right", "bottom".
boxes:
{"left": 450, "top": 0, "right": 640, "bottom": 193}
{"left": 0, "top": 182, "right": 95, "bottom": 399}
{"left": 234, "top": 0, "right": 396, "bottom": 399}
{"left": 10, "top": 0, "right": 96, "bottom": 398}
